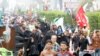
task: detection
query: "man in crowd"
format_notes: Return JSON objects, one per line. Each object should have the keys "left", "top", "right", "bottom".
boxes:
{"left": 91, "top": 30, "right": 100, "bottom": 56}
{"left": 42, "top": 25, "right": 57, "bottom": 48}
{"left": 57, "top": 41, "right": 74, "bottom": 56}
{"left": 72, "top": 32, "right": 80, "bottom": 56}
{"left": 40, "top": 40, "right": 57, "bottom": 56}
{"left": 58, "top": 30, "right": 71, "bottom": 45}
{"left": 27, "top": 25, "right": 42, "bottom": 56}
{"left": 79, "top": 34, "right": 89, "bottom": 56}
{"left": 51, "top": 35, "right": 60, "bottom": 52}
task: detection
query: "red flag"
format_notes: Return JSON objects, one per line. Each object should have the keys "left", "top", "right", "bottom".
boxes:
{"left": 76, "top": 6, "right": 88, "bottom": 28}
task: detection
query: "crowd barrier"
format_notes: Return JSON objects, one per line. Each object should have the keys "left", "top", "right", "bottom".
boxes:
{"left": 79, "top": 50, "right": 100, "bottom": 56}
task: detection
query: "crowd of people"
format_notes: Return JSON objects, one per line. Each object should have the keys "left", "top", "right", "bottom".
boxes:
{"left": 1, "top": 14, "right": 100, "bottom": 56}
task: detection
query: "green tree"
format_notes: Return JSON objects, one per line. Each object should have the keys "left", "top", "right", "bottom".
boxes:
{"left": 87, "top": 12, "right": 100, "bottom": 31}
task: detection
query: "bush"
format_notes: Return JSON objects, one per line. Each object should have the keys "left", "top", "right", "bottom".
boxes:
{"left": 37, "top": 11, "right": 74, "bottom": 25}
{"left": 38, "top": 11, "right": 100, "bottom": 31}
{"left": 87, "top": 12, "right": 100, "bottom": 31}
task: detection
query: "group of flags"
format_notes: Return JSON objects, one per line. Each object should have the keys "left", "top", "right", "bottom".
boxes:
{"left": 53, "top": 5, "right": 90, "bottom": 32}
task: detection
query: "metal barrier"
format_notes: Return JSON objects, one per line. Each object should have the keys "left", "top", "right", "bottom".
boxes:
{"left": 94, "top": 49, "right": 100, "bottom": 56}
{"left": 79, "top": 50, "right": 95, "bottom": 56}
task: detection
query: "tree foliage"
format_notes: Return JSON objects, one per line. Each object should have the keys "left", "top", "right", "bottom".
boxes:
{"left": 37, "top": 11, "right": 74, "bottom": 25}
{"left": 87, "top": 12, "right": 100, "bottom": 31}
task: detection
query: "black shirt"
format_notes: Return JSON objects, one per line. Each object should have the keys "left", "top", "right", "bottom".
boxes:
{"left": 79, "top": 38, "right": 89, "bottom": 51}
{"left": 72, "top": 36, "right": 80, "bottom": 50}
{"left": 58, "top": 35, "right": 70, "bottom": 46}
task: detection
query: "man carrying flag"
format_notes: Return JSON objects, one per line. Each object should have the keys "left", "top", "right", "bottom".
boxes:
{"left": 75, "top": 1, "right": 94, "bottom": 56}
{"left": 75, "top": 2, "right": 90, "bottom": 36}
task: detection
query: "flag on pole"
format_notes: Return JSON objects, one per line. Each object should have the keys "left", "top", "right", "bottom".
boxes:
{"left": 53, "top": 18, "right": 59, "bottom": 23}
{"left": 41, "top": 16, "right": 46, "bottom": 22}
{"left": 53, "top": 17, "right": 65, "bottom": 32}
{"left": 76, "top": 6, "right": 89, "bottom": 29}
